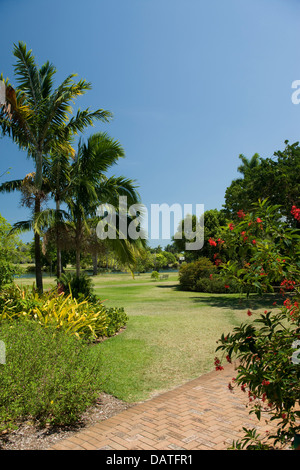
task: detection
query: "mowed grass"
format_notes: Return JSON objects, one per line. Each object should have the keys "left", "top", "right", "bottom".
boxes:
{"left": 91, "top": 272, "right": 269, "bottom": 403}
{"left": 15, "top": 271, "right": 278, "bottom": 403}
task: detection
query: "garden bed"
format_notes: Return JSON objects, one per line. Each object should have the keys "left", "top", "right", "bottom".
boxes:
{"left": 0, "top": 392, "right": 131, "bottom": 450}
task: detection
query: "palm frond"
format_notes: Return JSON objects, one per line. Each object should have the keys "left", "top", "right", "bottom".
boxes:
{"left": 13, "top": 41, "right": 42, "bottom": 107}
{"left": 10, "top": 220, "right": 32, "bottom": 234}
{"left": 65, "top": 108, "right": 112, "bottom": 136}
{"left": 33, "top": 208, "right": 69, "bottom": 235}
{"left": 0, "top": 179, "right": 24, "bottom": 193}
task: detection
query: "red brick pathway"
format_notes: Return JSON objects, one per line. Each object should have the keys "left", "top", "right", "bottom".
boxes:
{"left": 49, "top": 364, "right": 276, "bottom": 450}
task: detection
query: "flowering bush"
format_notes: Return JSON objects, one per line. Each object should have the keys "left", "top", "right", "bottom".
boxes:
{"left": 215, "top": 201, "right": 300, "bottom": 449}
{"left": 209, "top": 200, "right": 300, "bottom": 295}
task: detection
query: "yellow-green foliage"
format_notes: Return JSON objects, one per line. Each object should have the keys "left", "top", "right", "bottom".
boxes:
{"left": 0, "top": 286, "right": 109, "bottom": 340}
{"left": 30, "top": 294, "right": 108, "bottom": 340}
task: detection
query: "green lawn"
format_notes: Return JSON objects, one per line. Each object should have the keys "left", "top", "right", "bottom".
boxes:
{"left": 90, "top": 272, "right": 274, "bottom": 403}
{"left": 15, "top": 271, "right": 278, "bottom": 404}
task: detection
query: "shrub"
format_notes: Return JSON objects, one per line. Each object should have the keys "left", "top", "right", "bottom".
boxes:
{"left": 151, "top": 271, "right": 159, "bottom": 281}
{"left": 104, "top": 306, "right": 129, "bottom": 337}
{"left": 215, "top": 202, "right": 300, "bottom": 449}
{"left": 195, "top": 276, "right": 241, "bottom": 293}
{"left": 0, "top": 284, "right": 128, "bottom": 341}
{"left": 178, "top": 257, "right": 216, "bottom": 291}
{"left": 0, "top": 321, "right": 104, "bottom": 428}
{"left": 58, "top": 272, "right": 95, "bottom": 300}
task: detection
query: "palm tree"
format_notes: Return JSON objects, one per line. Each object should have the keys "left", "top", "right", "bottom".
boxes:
{"left": 42, "top": 147, "right": 72, "bottom": 279}
{"left": 0, "top": 42, "right": 112, "bottom": 291}
{"left": 237, "top": 153, "right": 261, "bottom": 177}
{"left": 63, "top": 132, "right": 145, "bottom": 277}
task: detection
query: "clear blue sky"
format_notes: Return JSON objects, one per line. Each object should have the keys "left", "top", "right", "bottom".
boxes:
{"left": 1, "top": 0, "right": 300, "bottom": 246}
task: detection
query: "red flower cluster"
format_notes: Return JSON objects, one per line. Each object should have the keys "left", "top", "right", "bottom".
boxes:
{"left": 209, "top": 237, "right": 224, "bottom": 247}
{"left": 214, "top": 357, "right": 224, "bottom": 371}
{"left": 280, "top": 279, "right": 295, "bottom": 295}
{"left": 283, "top": 298, "right": 299, "bottom": 320}
{"left": 237, "top": 210, "right": 246, "bottom": 219}
{"left": 291, "top": 205, "right": 300, "bottom": 221}
{"left": 208, "top": 237, "right": 217, "bottom": 247}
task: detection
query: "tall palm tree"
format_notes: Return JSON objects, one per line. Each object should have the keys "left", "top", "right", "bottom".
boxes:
{"left": 64, "top": 132, "right": 145, "bottom": 277}
{"left": 0, "top": 42, "right": 112, "bottom": 291}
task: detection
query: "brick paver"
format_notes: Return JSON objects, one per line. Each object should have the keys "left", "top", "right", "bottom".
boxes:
{"left": 49, "top": 363, "right": 278, "bottom": 450}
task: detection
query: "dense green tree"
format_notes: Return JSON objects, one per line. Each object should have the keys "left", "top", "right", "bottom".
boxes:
{"left": 223, "top": 141, "right": 300, "bottom": 224}
{"left": 172, "top": 209, "right": 227, "bottom": 261}
{"left": 237, "top": 152, "right": 261, "bottom": 176}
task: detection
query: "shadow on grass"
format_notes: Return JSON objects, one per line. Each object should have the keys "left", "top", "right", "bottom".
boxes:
{"left": 155, "top": 283, "right": 285, "bottom": 312}
{"left": 156, "top": 284, "right": 179, "bottom": 289}
{"left": 190, "top": 292, "right": 284, "bottom": 311}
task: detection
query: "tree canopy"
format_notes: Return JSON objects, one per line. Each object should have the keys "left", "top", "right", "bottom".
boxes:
{"left": 223, "top": 141, "right": 300, "bottom": 225}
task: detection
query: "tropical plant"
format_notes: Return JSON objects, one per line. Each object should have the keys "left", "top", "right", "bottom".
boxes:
{"left": 0, "top": 214, "right": 22, "bottom": 288}
{"left": 223, "top": 141, "right": 300, "bottom": 222}
{"left": 215, "top": 201, "right": 300, "bottom": 449}
{"left": 237, "top": 152, "right": 261, "bottom": 176}
{"left": 58, "top": 272, "right": 95, "bottom": 300}
{"left": 61, "top": 132, "right": 146, "bottom": 277}
{"left": 0, "top": 41, "right": 112, "bottom": 291}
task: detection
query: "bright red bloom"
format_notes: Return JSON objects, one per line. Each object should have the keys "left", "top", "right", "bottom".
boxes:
{"left": 208, "top": 237, "right": 217, "bottom": 247}
{"left": 228, "top": 223, "right": 234, "bottom": 231}
{"left": 291, "top": 205, "right": 300, "bottom": 221}
{"left": 247, "top": 309, "right": 252, "bottom": 316}
{"left": 237, "top": 210, "right": 246, "bottom": 219}
{"left": 256, "top": 217, "right": 262, "bottom": 223}
{"left": 214, "top": 357, "right": 224, "bottom": 371}
{"left": 262, "top": 379, "right": 270, "bottom": 386}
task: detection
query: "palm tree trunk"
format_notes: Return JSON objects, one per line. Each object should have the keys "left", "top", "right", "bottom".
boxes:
{"left": 55, "top": 199, "right": 62, "bottom": 279}
{"left": 75, "top": 222, "right": 81, "bottom": 278}
{"left": 92, "top": 252, "right": 98, "bottom": 275}
{"left": 75, "top": 248, "right": 80, "bottom": 277}
{"left": 34, "top": 195, "right": 43, "bottom": 293}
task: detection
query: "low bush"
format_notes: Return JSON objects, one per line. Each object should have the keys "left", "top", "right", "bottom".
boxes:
{"left": 104, "top": 306, "right": 129, "bottom": 337}
{"left": 151, "top": 271, "right": 159, "bottom": 281}
{"left": 195, "top": 276, "right": 241, "bottom": 293}
{"left": 58, "top": 272, "right": 95, "bottom": 300}
{"left": 178, "top": 258, "right": 216, "bottom": 291}
{"left": 0, "top": 321, "right": 104, "bottom": 428}
{"left": 0, "top": 284, "right": 128, "bottom": 341}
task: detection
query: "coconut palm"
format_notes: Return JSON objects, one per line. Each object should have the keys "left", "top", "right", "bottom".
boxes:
{"left": 0, "top": 42, "right": 112, "bottom": 291}
{"left": 63, "top": 132, "right": 146, "bottom": 277}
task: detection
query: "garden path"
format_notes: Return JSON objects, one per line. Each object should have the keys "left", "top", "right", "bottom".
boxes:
{"left": 49, "top": 363, "right": 278, "bottom": 451}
